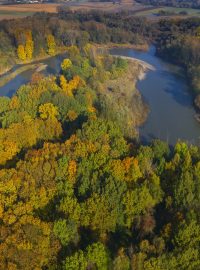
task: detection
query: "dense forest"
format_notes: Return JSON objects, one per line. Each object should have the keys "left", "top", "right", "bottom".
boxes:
{"left": 0, "top": 10, "right": 200, "bottom": 270}
{"left": 136, "top": 0, "right": 200, "bottom": 8}
{"left": 0, "top": 43, "right": 200, "bottom": 270}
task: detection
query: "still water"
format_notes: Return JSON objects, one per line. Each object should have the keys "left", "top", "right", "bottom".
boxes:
{"left": 0, "top": 53, "right": 67, "bottom": 97}
{"left": 111, "top": 46, "right": 200, "bottom": 145}
{"left": 0, "top": 47, "right": 200, "bottom": 145}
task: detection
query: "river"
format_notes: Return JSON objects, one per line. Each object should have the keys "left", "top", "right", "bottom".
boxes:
{"left": 111, "top": 46, "right": 200, "bottom": 146}
{"left": 0, "top": 46, "right": 199, "bottom": 145}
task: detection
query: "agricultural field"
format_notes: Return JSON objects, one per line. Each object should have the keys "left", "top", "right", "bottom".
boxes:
{"left": 0, "top": 3, "right": 59, "bottom": 20}
{"left": 0, "top": 1, "right": 149, "bottom": 20}
{"left": 66, "top": 0, "right": 147, "bottom": 12}
{"left": 0, "top": 9, "right": 34, "bottom": 20}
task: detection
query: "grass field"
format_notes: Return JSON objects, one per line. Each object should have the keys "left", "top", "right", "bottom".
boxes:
{"left": 134, "top": 6, "right": 200, "bottom": 18}
{"left": 0, "top": 10, "right": 34, "bottom": 20}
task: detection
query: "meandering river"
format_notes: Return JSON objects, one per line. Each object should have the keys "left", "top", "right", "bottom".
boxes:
{"left": 0, "top": 46, "right": 199, "bottom": 145}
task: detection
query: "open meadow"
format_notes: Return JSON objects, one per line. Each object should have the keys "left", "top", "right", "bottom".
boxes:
{"left": 135, "top": 6, "right": 200, "bottom": 18}
{"left": 0, "top": 9, "right": 35, "bottom": 20}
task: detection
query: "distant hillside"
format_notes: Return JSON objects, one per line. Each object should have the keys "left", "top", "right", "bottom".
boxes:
{"left": 136, "top": 0, "right": 200, "bottom": 8}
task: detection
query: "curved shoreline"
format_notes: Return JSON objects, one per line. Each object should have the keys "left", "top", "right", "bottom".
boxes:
{"left": 0, "top": 63, "right": 48, "bottom": 88}
{"left": 112, "top": 54, "right": 156, "bottom": 72}
{"left": 0, "top": 48, "right": 67, "bottom": 80}
{"left": 112, "top": 54, "right": 156, "bottom": 84}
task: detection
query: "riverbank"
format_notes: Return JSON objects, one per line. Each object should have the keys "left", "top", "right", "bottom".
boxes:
{"left": 101, "top": 58, "right": 149, "bottom": 139}
{"left": 0, "top": 63, "right": 47, "bottom": 88}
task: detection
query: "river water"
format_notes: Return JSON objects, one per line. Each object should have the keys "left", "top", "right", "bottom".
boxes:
{"left": 0, "top": 53, "right": 67, "bottom": 97}
{"left": 0, "top": 47, "right": 200, "bottom": 145}
{"left": 111, "top": 46, "right": 200, "bottom": 145}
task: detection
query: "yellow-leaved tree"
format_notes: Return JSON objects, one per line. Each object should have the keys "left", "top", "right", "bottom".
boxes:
{"left": 47, "top": 34, "right": 56, "bottom": 56}
{"left": 61, "top": 58, "right": 72, "bottom": 71}
{"left": 39, "top": 103, "right": 59, "bottom": 119}
{"left": 60, "top": 75, "right": 82, "bottom": 96}
{"left": 17, "top": 45, "right": 26, "bottom": 61}
{"left": 25, "top": 31, "right": 34, "bottom": 60}
{"left": 60, "top": 75, "right": 68, "bottom": 92}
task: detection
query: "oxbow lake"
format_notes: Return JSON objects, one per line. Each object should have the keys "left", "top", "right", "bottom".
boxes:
{"left": 0, "top": 47, "right": 200, "bottom": 146}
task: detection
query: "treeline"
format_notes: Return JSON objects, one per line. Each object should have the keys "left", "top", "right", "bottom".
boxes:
{"left": 136, "top": 0, "right": 200, "bottom": 8}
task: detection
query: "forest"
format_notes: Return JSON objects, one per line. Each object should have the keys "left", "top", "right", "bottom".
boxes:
{"left": 0, "top": 10, "right": 200, "bottom": 270}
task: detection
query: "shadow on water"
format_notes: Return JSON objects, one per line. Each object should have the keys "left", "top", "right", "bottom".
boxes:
{"left": 140, "top": 133, "right": 157, "bottom": 145}
{"left": 163, "top": 84, "right": 192, "bottom": 107}
{"left": 158, "top": 69, "right": 193, "bottom": 107}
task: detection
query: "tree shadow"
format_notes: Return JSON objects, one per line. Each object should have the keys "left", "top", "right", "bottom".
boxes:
{"left": 159, "top": 69, "right": 193, "bottom": 108}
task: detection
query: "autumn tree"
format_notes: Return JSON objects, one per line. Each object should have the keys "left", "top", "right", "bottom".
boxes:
{"left": 61, "top": 58, "right": 72, "bottom": 71}
{"left": 25, "top": 31, "right": 34, "bottom": 60}
{"left": 47, "top": 34, "right": 56, "bottom": 56}
{"left": 39, "top": 103, "right": 59, "bottom": 120}
{"left": 17, "top": 44, "right": 26, "bottom": 61}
